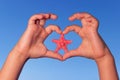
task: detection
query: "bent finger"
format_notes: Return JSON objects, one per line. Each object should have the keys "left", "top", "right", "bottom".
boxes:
{"left": 63, "top": 25, "right": 82, "bottom": 34}
{"left": 39, "top": 14, "right": 57, "bottom": 26}
{"left": 28, "top": 13, "right": 57, "bottom": 26}
{"left": 63, "top": 49, "right": 80, "bottom": 60}
{"left": 69, "top": 12, "right": 92, "bottom": 21}
{"left": 45, "top": 25, "right": 62, "bottom": 34}
{"left": 45, "top": 51, "right": 63, "bottom": 61}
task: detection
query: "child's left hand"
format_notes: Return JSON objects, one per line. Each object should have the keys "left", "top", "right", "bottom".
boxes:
{"left": 14, "top": 13, "right": 63, "bottom": 60}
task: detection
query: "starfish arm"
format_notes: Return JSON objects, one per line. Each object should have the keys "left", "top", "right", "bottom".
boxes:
{"left": 52, "top": 34, "right": 72, "bottom": 53}
{"left": 54, "top": 47, "right": 61, "bottom": 53}
{"left": 52, "top": 39, "right": 60, "bottom": 43}
{"left": 64, "top": 40, "right": 72, "bottom": 44}
{"left": 62, "top": 46, "right": 69, "bottom": 53}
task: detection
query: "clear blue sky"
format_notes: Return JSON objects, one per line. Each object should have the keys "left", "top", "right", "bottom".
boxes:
{"left": 0, "top": 0, "right": 120, "bottom": 80}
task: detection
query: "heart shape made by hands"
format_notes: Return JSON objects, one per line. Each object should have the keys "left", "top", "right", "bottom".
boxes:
{"left": 44, "top": 12, "right": 100, "bottom": 61}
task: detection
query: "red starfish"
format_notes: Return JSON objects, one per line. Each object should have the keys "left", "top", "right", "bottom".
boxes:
{"left": 52, "top": 34, "right": 72, "bottom": 53}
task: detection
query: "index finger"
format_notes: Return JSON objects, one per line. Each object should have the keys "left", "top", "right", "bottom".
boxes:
{"left": 63, "top": 25, "right": 82, "bottom": 34}
{"left": 45, "top": 25, "right": 62, "bottom": 34}
{"left": 28, "top": 13, "right": 57, "bottom": 25}
{"left": 69, "top": 12, "right": 92, "bottom": 21}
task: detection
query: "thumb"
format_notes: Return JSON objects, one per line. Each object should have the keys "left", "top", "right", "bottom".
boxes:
{"left": 63, "top": 49, "right": 80, "bottom": 60}
{"left": 45, "top": 51, "right": 63, "bottom": 61}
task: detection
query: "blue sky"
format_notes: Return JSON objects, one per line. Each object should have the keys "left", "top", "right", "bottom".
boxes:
{"left": 0, "top": 0, "right": 120, "bottom": 80}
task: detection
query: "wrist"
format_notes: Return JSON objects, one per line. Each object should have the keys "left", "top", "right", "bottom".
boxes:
{"left": 95, "top": 53, "right": 114, "bottom": 65}
{"left": 10, "top": 47, "right": 29, "bottom": 62}
{"left": 95, "top": 50, "right": 118, "bottom": 80}
{"left": 0, "top": 47, "right": 29, "bottom": 80}
{"left": 95, "top": 47, "right": 114, "bottom": 64}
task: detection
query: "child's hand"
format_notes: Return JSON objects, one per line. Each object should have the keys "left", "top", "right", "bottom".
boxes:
{"left": 63, "top": 12, "right": 111, "bottom": 61}
{"left": 14, "top": 13, "right": 62, "bottom": 60}
{"left": 0, "top": 13, "right": 118, "bottom": 80}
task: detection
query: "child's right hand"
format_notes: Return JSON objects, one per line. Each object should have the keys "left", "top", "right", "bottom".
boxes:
{"left": 63, "top": 12, "right": 112, "bottom": 62}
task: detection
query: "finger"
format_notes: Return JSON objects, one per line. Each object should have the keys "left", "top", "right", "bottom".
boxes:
{"left": 48, "top": 13, "right": 58, "bottom": 20}
{"left": 45, "top": 25, "right": 62, "bottom": 34}
{"left": 39, "top": 20, "right": 46, "bottom": 27}
{"left": 69, "top": 12, "right": 91, "bottom": 21}
{"left": 85, "top": 17, "right": 99, "bottom": 26}
{"left": 28, "top": 14, "right": 43, "bottom": 25}
{"left": 28, "top": 13, "right": 57, "bottom": 25}
{"left": 41, "top": 13, "right": 57, "bottom": 20}
{"left": 63, "top": 25, "right": 82, "bottom": 34}
{"left": 63, "top": 49, "right": 79, "bottom": 60}
{"left": 45, "top": 51, "right": 63, "bottom": 61}
{"left": 39, "top": 14, "right": 57, "bottom": 26}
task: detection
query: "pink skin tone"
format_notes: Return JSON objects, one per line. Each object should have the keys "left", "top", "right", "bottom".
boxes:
{"left": 52, "top": 34, "right": 72, "bottom": 53}
{"left": 63, "top": 12, "right": 119, "bottom": 80}
{"left": 0, "top": 13, "right": 63, "bottom": 80}
{"left": 0, "top": 12, "right": 119, "bottom": 80}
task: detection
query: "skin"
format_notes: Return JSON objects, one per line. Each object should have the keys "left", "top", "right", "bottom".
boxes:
{"left": 63, "top": 12, "right": 119, "bottom": 80}
{"left": 0, "top": 13, "right": 63, "bottom": 80}
{"left": 0, "top": 12, "right": 119, "bottom": 80}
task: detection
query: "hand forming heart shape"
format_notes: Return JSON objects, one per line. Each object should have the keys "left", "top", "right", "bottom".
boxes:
{"left": 15, "top": 12, "right": 107, "bottom": 62}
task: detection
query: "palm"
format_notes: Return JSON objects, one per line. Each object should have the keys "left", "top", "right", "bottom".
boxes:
{"left": 27, "top": 26, "right": 48, "bottom": 58}
{"left": 77, "top": 14, "right": 101, "bottom": 59}
{"left": 15, "top": 14, "right": 62, "bottom": 60}
{"left": 63, "top": 13, "right": 107, "bottom": 60}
